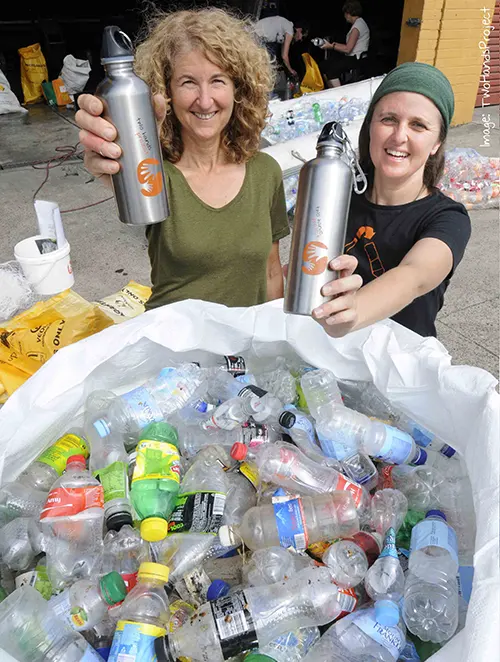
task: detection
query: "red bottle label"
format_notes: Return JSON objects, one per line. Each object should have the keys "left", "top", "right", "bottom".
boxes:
{"left": 40, "top": 486, "right": 104, "bottom": 519}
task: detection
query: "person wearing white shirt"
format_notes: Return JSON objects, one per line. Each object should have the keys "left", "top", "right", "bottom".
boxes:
{"left": 255, "top": 16, "right": 308, "bottom": 77}
{"left": 319, "top": 1, "right": 370, "bottom": 87}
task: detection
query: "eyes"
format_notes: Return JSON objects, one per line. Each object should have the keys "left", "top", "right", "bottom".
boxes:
{"left": 380, "top": 115, "right": 428, "bottom": 130}
{"left": 180, "top": 78, "right": 227, "bottom": 87}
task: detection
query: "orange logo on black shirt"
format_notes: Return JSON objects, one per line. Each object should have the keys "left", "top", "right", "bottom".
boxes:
{"left": 345, "top": 226, "right": 385, "bottom": 277}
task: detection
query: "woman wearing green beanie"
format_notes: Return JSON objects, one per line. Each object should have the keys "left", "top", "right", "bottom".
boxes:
{"left": 312, "top": 62, "right": 471, "bottom": 338}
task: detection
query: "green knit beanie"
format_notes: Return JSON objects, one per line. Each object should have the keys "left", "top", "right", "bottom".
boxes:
{"left": 367, "top": 62, "right": 455, "bottom": 133}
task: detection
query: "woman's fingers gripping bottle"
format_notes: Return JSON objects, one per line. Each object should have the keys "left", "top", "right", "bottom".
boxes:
{"left": 108, "top": 562, "right": 171, "bottom": 662}
{"left": 49, "top": 571, "right": 127, "bottom": 631}
{"left": 130, "top": 422, "right": 181, "bottom": 543}
{"left": 40, "top": 455, "right": 104, "bottom": 591}
{"left": 17, "top": 429, "right": 90, "bottom": 492}
{"left": 219, "top": 489, "right": 359, "bottom": 552}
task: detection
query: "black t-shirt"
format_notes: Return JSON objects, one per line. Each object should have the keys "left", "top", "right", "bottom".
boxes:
{"left": 345, "top": 190, "right": 471, "bottom": 337}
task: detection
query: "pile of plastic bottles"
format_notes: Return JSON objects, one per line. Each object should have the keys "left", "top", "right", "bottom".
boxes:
{"left": 0, "top": 356, "right": 476, "bottom": 662}
{"left": 262, "top": 97, "right": 370, "bottom": 145}
{"left": 437, "top": 147, "right": 500, "bottom": 210}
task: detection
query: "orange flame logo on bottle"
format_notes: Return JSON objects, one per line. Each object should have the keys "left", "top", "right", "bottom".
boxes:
{"left": 137, "top": 158, "right": 163, "bottom": 197}
{"left": 302, "top": 241, "right": 329, "bottom": 275}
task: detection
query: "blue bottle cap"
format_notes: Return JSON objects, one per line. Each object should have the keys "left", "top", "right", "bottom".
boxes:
{"left": 207, "top": 579, "right": 230, "bottom": 601}
{"left": 94, "top": 418, "right": 111, "bottom": 438}
{"left": 412, "top": 447, "right": 427, "bottom": 466}
{"left": 426, "top": 509, "right": 447, "bottom": 520}
{"left": 440, "top": 444, "right": 456, "bottom": 458}
{"left": 375, "top": 600, "right": 400, "bottom": 627}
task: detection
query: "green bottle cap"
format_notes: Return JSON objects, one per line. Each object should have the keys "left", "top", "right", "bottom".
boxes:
{"left": 139, "top": 422, "right": 179, "bottom": 446}
{"left": 100, "top": 571, "right": 127, "bottom": 605}
{"left": 245, "top": 655, "right": 276, "bottom": 662}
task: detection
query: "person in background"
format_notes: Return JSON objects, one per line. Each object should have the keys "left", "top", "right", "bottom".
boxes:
{"left": 309, "top": 63, "right": 471, "bottom": 339}
{"left": 255, "top": 15, "right": 309, "bottom": 77}
{"left": 75, "top": 8, "right": 292, "bottom": 310}
{"left": 319, "top": 1, "right": 370, "bottom": 87}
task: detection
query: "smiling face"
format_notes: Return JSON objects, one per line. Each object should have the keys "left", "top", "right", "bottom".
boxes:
{"left": 369, "top": 92, "right": 443, "bottom": 187}
{"left": 169, "top": 49, "right": 235, "bottom": 146}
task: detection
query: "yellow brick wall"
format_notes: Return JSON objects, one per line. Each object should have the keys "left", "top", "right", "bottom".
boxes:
{"left": 397, "top": 0, "right": 497, "bottom": 125}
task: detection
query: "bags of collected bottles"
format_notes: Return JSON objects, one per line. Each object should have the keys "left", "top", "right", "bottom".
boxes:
{"left": 437, "top": 148, "right": 500, "bottom": 210}
{"left": 0, "top": 299, "right": 497, "bottom": 662}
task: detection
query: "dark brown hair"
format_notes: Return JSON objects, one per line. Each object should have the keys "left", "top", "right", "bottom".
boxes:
{"left": 342, "top": 1, "right": 363, "bottom": 17}
{"left": 358, "top": 110, "right": 447, "bottom": 191}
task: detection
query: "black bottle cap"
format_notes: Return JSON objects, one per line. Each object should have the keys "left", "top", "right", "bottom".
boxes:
{"left": 278, "top": 410, "right": 296, "bottom": 429}
{"left": 106, "top": 511, "right": 133, "bottom": 532}
{"left": 101, "top": 26, "right": 134, "bottom": 62}
{"left": 317, "top": 121, "right": 345, "bottom": 147}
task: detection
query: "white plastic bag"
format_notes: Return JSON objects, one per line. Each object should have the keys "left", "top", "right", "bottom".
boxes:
{"left": 0, "top": 69, "right": 27, "bottom": 115}
{"left": 0, "top": 300, "right": 498, "bottom": 662}
{"left": 59, "top": 54, "right": 91, "bottom": 95}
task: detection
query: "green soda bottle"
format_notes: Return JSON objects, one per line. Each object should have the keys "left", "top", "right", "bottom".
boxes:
{"left": 131, "top": 422, "right": 181, "bottom": 542}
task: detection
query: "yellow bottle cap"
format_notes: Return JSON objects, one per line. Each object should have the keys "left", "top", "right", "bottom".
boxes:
{"left": 138, "top": 562, "right": 170, "bottom": 583}
{"left": 140, "top": 517, "right": 169, "bottom": 542}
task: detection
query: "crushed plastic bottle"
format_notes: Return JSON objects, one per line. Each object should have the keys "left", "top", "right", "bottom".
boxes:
{"left": 0, "top": 517, "right": 44, "bottom": 572}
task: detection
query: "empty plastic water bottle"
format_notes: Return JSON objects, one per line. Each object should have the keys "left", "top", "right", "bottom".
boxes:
{"left": 40, "top": 455, "right": 104, "bottom": 590}
{"left": 87, "top": 418, "right": 132, "bottom": 532}
{"left": 155, "top": 566, "right": 355, "bottom": 662}
{"left": 230, "top": 441, "right": 365, "bottom": 509}
{"left": 202, "top": 396, "right": 261, "bottom": 431}
{"left": 300, "top": 369, "right": 343, "bottom": 422}
{"left": 93, "top": 363, "right": 207, "bottom": 449}
{"left": 322, "top": 539, "right": 368, "bottom": 588}
{"left": 364, "top": 528, "right": 405, "bottom": 615}
{"left": 370, "top": 489, "right": 408, "bottom": 535}
{"left": 219, "top": 489, "right": 358, "bottom": 551}
{"left": 246, "top": 627, "right": 320, "bottom": 662}
{"left": 0, "top": 585, "right": 104, "bottom": 661}
{"left": 302, "top": 602, "right": 406, "bottom": 662}
{"left": 131, "top": 422, "right": 181, "bottom": 542}
{"left": 389, "top": 465, "right": 445, "bottom": 512}
{"left": 403, "top": 510, "right": 459, "bottom": 643}
{"left": 0, "top": 517, "right": 44, "bottom": 572}
{"left": 16, "top": 429, "right": 89, "bottom": 492}
{"left": 108, "top": 562, "right": 171, "bottom": 662}
{"left": 100, "top": 524, "right": 149, "bottom": 593}
{"left": 242, "top": 547, "right": 311, "bottom": 587}
{"left": 0, "top": 481, "right": 49, "bottom": 521}
{"left": 49, "top": 571, "right": 126, "bottom": 631}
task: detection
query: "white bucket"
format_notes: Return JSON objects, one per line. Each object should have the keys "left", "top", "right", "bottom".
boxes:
{"left": 14, "top": 235, "right": 74, "bottom": 296}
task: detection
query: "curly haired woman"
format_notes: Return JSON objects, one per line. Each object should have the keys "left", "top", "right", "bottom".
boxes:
{"left": 76, "top": 9, "right": 312, "bottom": 309}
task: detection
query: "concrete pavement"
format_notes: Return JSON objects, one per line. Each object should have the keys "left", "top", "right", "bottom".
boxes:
{"left": 0, "top": 104, "right": 498, "bottom": 377}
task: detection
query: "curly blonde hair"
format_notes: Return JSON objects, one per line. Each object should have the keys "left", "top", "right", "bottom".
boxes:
{"left": 135, "top": 8, "right": 275, "bottom": 164}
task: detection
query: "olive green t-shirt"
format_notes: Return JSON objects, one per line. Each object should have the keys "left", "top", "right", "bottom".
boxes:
{"left": 145, "top": 152, "right": 289, "bottom": 310}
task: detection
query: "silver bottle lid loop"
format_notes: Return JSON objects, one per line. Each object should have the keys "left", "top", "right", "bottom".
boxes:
{"left": 317, "top": 122, "right": 367, "bottom": 195}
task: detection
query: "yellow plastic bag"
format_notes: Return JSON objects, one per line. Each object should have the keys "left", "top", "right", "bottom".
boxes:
{"left": 300, "top": 53, "right": 324, "bottom": 95}
{"left": 18, "top": 43, "right": 48, "bottom": 104}
{"left": 0, "top": 290, "right": 113, "bottom": 402}
{"left": 94, "top": 281, "right": 152, "bottom": 323}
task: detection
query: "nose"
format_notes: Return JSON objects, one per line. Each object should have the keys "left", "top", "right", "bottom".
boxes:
{"left": 196, "top": 84, "right": 214, "bottom": 111}
{"left": 392, "top": 121, "right": 409, "bottom": 145}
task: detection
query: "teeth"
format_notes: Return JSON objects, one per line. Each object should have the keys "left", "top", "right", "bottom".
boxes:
{"left": 386, "top": 149, "right": 408, "bottom": 157}
{"left": 193, "top": 112, "right": 216, "bottom": 119}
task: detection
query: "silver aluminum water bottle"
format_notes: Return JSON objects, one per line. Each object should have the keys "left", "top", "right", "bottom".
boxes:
{"left": 284, "top": 122, "right": 355, "bottom": 316}
{"left": 96, "top": 26, "right": 169, "bottom": 226}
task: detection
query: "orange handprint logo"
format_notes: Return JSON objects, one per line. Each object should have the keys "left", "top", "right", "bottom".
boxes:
{"left": 301, "top": 241, "right": 329, "bottom": 275}
{"left": 137, "top": 158, "right": 163, "bottom": 197}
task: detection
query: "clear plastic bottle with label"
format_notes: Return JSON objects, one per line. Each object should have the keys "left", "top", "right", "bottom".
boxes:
{"left": 0, "top": 585, "right": 104, "bottom": 661}
{"left": 130, "top": 422, "right": 181, "bottom": 543}
{"left": 230, "top": 440, "right": 365, "bottom": 510}
{"left": 403, "top": 510, "right": 459, "bottom": 643}
{"left": 219, "top": 489, "right": 358, "bottom": 551}
{"left": 166, "top": 448, "right": 228, "bottom": 538}
{"left": 49, "top": 571, "right": 126, "bottom": 631}
{"left": 364, "top": 528, "right": 405, "bottom": 615}
{"left": 40, "top": 455, "right": 104, "bottom": 591}
{"left": 92, "top": 363, "right": 207, "bottom": 450}
{"left": 156, "top": 566, "right": 356, "bottom": 662}
{"left": 87, "top": 417, "right": 132, "bottom": 532}
{"left": 0, "top": 516, "right": 44, "bottom": 572}
{"left": 16, "top": 429, "right": 90, "bottom": 492}
{"left": 108, "top": 562, "right": 171, "bottom": 662}
{"left": 301, "top": 602, "right": 406, "bottom": 662}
